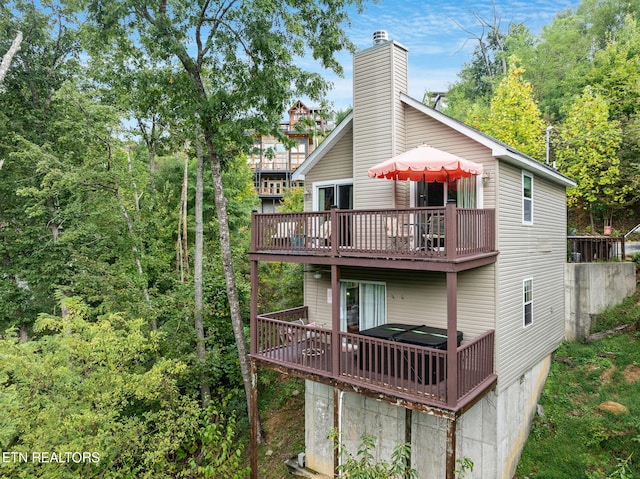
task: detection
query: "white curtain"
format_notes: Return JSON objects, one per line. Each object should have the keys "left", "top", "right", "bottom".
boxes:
{"left": 340, "top": 281, "right": 386, "bottom": 331}
{"left": 360, "top": 283, "right": 386, "bottom": 330}
{"left": 457, "top": 176, "right": 477, "bottom": 208}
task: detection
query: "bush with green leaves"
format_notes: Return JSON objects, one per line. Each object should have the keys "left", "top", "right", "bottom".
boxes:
{"left": 331, "top": 431, "right": 417, "bottom": 479}
{"left": 0, "top": 295, "right": 248, "bottom": 478}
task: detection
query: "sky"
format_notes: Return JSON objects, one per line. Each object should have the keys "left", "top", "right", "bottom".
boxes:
{"left": 313, "top": 0, "right": 581, "bottom": 112}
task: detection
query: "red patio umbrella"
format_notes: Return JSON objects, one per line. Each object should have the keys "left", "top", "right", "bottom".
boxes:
{"left": 367, "top": 144, "right": 483, "bottom": 183}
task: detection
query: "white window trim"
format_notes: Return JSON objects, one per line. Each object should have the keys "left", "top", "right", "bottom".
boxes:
{"left": 522, "top": 172, "right": 534, "bottom": 225}
{"left": 312, "top": 178, "right": 353, "bottom": 211}
{"left": 523, "top": 278, "right": 533, "bottom": 328}
{"left": 409, "top": 175, "right": 484, "bottom": 208}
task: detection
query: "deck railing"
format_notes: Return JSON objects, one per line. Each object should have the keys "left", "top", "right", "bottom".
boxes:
{"left": 253, "top": 307, "right": 496, "bottom": 409}
{"left": 567, "top": 236, "right": 625, "bottom": 263}
{"left": 457, "top": 330, "right": 495, "bottom": 399}
{"left": 251, "top": 204, "right": 496, "bottom": 261}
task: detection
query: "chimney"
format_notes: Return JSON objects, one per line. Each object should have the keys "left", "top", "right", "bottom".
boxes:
{"left": 372, "top": 30, "right": 389, "bottom": 45}
{"left": 352, "top": 34, "right": 408, "bottom": 209}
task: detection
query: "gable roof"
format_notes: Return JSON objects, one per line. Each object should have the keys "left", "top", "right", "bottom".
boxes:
{"left": 400, "top": 94, "right": 575, "bottom": 187}
{"left": 292, "top": 97, "right": 575, "bottom": 188}
{"left": 292, "top": 111, "right": 353, "bottom": 181}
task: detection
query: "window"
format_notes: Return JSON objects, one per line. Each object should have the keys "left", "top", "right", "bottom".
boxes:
{"left": 523, "top": 173, "right": 533, "bottom": 224}
{"left": 315, "top": 180, "right": 353, "bottom": 211}
{"left": 415, "top": 177, "right": 477, "bottom": 208}
{"left": 523, "top": 279, "right": 533, "bottom": 327}
{"left": 340, "top": 280, "right": 386, "bottom": 333}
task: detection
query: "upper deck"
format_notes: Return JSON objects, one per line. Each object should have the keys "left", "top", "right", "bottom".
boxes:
{"left": 250, "top": 203, "right": 497, "bottom": 272}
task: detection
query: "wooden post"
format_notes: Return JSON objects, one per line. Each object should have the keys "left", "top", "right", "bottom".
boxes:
{"left": 446, "top": 271, "right": 458, "bottom": 407}
{"left": 331, "top": 264, "right": 341, "bottom": 378}
{"left": 331, "top": 206, "right": 339, "bottom": 256}
{"left": 250, "top": 260, "right": 258, "bottom": 355}
{"left": 333, "top": 388, "right": 340, "bottom": 477}
{"left": 405, "top": 408, "right": 413, "bottom": 474}
{"left": 445, "top": 201, "right": 457, "bottom": 259}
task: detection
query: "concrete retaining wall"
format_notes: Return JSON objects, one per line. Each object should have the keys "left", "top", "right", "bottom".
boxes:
{"left": 565, "top": 262, "right": 636, "bottom": 341}
{"left": 305, "top": 354, "right": 552, "bottom": 478}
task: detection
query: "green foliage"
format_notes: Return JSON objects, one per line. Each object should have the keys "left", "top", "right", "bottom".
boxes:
{"left": 258, "top": 262, "right": 304, "bottom": 313}
{"left": 590, "top": 292, "right": 640, "bottom": 333}
{"left": 516, "top": 297, "right": 640, "bottom": 479}
{"left": 469, "top": 60, "right": 546, "bottom": 160}
{"left": 278, "top": 186, "right": 304, "bottom": 213}
{"left": 444, "top": 19, "right": 535, "bottom": 122}
{"left": 446, "top": 2, "right": 640, "bottom": 230}
{"left": 0, "top": 296, "right": 247, "bottom": 478}
{"left": 455, "top": 457, "right": 475, "bottom": 478}
{"left": 556, "top": 86, "right": 625, "bottom": 227}
{"left": 331, "top": 431, "right": 417, "bottom": 479}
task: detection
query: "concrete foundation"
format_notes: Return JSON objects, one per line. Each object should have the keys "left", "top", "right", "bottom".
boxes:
{"left": 304, "top": 354, "right": 551, "bottom": 478}
{"left": 565, "top": 262, "right": 636, "bottom": 341}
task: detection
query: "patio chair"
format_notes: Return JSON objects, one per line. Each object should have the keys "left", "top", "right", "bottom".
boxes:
{"left": 308, "top": 218, "right": 331, "bottom": 247}
{"left": 385, "top": 216, "right": 410, "bottom": 249}
{"left": 426, "top": 215, "right": 445, "bottom": 250}
{"left": 278, "top": 319, "right": 318, "bottom": 346}
{"left": 272, "top": 221, "right": 299, "bottom": 247}
{"left": 278, "top": 319, "right": 324, "bottom": 359}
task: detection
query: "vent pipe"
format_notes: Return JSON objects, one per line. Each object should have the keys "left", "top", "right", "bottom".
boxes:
{"left": 372, "top": 30, "right": 389, "bottom": 45}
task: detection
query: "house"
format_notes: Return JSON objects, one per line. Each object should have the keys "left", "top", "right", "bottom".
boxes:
{"left": 248, "top": 100, "right": 328, "bottom": 213}
{"left": 248, "top": 32, "right": 575, "bottom": 478}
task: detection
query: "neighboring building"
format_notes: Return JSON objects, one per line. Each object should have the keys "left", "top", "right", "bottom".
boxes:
{"left": 248, "top": 100, "right": 328, "bottom": 213}
{"left": 248, "top": 32, "right": 575, "bottom": 479}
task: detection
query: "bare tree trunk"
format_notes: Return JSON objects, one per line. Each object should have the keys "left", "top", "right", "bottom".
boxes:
{"left": 116, "top": 192, "right": 156, "bottom": 330}
{"left": 18, "top": 323, "right": 28, "bottom": 343}
{"left": 176, "top": 154, "right": 189, "bottom": 282}
{"left": 0, "top": 31, "right": 22, "bottom": 85}
{"left": 126, "top": 149, "right": 142, "bottom": 212}
{"left": 205, "top": 134, "right": 262, "bottom": 442}
{"left": 194, "top": 139, "right": 211, "bottom": 407}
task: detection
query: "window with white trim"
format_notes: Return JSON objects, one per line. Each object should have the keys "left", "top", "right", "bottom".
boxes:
{"left": 315, "top": 180, "right": 353, "bottom": 211}
{"left": 522, "top": 173, "right": 533, "bottom": 224}
{"left": 523, "top": 278, "right": 533, "bottom": 327}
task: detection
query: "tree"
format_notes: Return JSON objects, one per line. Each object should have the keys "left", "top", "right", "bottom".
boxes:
{"left": 0, "top": 1, "right": 83, "bottom": 335}
{"left": 556, "top": 87, "right": 625, "bottom": 232}
{"left": 0, "top": 30, "right": 21, "bottom": 86}
{"left": 76, "top": 0, "right": 364, "bottom": 452}
{"left": 522, "top": 9, "right": 593, "bottom": 120}
{"left": 445, "top": 5, "right": 535, "bottom": 122}
{"left": 469, "top": 60, "right": 546, "bottom": 160}
{"left": 0, "top": 295, "right": 248, "bottom": 478}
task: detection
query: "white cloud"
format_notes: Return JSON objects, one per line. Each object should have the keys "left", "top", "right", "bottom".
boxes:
{"left": 306, "top": 0, "right": 580, "bottom": 112}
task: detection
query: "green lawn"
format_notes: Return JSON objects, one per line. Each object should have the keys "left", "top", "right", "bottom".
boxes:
{"left": 515, "top": 295, "right": 640, "bottom": 479}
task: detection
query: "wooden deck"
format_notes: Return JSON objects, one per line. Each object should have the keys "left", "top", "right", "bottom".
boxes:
{"left": 250, "top": 204, "right": 497, "bottom": 270}
{"left": 251, "top": 310, "right": 496, "bottom": 411}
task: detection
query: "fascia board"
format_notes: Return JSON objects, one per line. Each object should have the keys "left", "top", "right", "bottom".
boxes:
{"left": 399, "top": 93, "right": 576, "bottom": 187}
{"left": 292, "top": 112, "right": 353, "bottom": 181}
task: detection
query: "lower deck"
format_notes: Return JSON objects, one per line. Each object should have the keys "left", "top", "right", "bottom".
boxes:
{"left": 251, "top": 310, "right": 496, "bottom": 412}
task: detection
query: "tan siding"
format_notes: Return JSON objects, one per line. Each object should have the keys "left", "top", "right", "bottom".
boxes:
{"left": 305, "top": 266, "right": 496, "bottom": 344}
{"left": 495, "top": 162, "right": 566, "bottom": 391}
{"left": 304, "top": 274, "right": 333, "bottom": 329}
{"left": 404, "top": 106, "right": 497, "bottom": 209}
{"left": 299, "top": 47, "right": 567, "bottom": 397}
{"left": 353, "top": 41, "right": 408, "bottom": 209}
{"left": 303, "top": 123, "right": 353, "bottom": 211}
